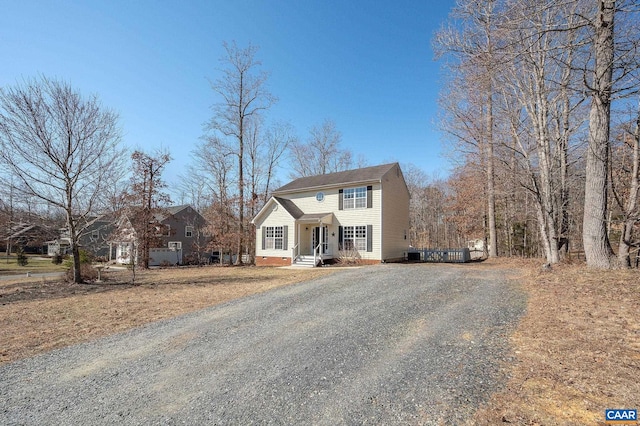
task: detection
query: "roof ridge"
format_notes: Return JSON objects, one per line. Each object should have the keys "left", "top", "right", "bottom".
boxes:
{"left": 274, "top": 162, "right": 399, "bottom": 194}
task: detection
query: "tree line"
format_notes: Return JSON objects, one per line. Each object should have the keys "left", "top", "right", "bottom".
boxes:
{"left": 434, "top": 0, "right": 640, "bottom": 268}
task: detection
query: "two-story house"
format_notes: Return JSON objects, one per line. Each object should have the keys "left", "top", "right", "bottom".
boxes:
{"left": 109, "top": 205, "right": 208, "bottom": 266}
{"left": 46, "top": 214, "right": 116, "bottom": 258}
{"left": 251, "top": 163, "right": 410, "bottom": 266}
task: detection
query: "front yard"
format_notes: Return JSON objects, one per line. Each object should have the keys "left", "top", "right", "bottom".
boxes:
{"left": 0, "top": 265, "right": 335, "bottom": 364}
{"left": 1, "top": 260, "right": 638, "bottom": 424}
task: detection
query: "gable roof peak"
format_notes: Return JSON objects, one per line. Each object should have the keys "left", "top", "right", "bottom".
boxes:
{"left": 274, "top": 162, "right": 400, "bottom": 193}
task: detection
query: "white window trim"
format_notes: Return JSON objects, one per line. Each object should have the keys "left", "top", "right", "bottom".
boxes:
{"left": 343, "top": 187, "right": 367, "bottom": 210}
{"left": 185, "top": 226, "right": 194, "bottom": 238}
{"left": 342, "top": 225, "right": 367, "bottom": 251}
{"left": 168, "top": 241, "right": 182, "bottom": 250}
{"left": 265, "top": 226, "right": 284, "bottom": 250}
{"left": 119, "top": 243, "right": 130, "bottom": 256}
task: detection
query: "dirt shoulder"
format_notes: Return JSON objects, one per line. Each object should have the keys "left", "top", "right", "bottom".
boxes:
{"left": 471, "top": 259, "right": 640, "bottom": 426}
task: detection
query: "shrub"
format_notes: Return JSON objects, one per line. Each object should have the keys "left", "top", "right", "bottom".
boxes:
{"left": 336, "top": 248, "right": 363, "bottom": 266}
{"left": 65, "top": 263, "right": 97, "bottom": 282}
{"left": 16, "top": 247, "right": 29, "bottom": 266}
{"left": 52, "top": 253, "right": 63, "bottom": 265}
{"left": 63, "top": 249, "right": 97, "bottom": 282}
{"left": 63, "top": 249, "right": 94, "bottom": 268}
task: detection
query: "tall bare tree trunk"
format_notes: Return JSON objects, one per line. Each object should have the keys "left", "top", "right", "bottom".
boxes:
{"left": 237, "top": 92, "right": 245, "bottom": 266}
{"left": 486, "top": 92, "right": 498, "bottom": 257}
{"left": 618, "top": 98, "right": 640, "bottom": 267}
{"left": 583, "top": 0, "right": 616, "bottom": 268}
{"left": 207, "top": 42, "right": 274, "bottom": 266}
{"left": 557, "top": 36, "right": 574, "bottom": 257}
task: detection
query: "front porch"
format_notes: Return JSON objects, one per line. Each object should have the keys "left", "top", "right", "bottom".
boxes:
{"left": 290, "top": 213, "right": 335, "bottom": 267}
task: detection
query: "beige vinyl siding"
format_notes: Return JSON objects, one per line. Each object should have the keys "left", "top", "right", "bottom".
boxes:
{"left": 257, "top": 164, "right": 410, "bottom": 263}
{"left": 278, "top": 184, "right": 383, "bottom": 261}
{"left": 254, "top": 200, "right": 296, "bottom": 258}
{"left": 282, "top": 189, "right": 339, "bottom": 214}
{"left": 380, "top": 165, "right": 410, "bottom": 261}
{"left": 335, "top": 184, "right": 381, "bottom": 260}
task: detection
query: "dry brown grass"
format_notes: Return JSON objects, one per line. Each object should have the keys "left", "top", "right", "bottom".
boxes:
{"left": 471, "top": 259, "right": 640, "bottom": 426}
{"left": 0, "top": 265, "right": 335, "bottom": 364}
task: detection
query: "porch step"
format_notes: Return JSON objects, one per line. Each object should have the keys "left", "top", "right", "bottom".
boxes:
{"left": 293, "top": 255, "right": 319, "bottom": 268}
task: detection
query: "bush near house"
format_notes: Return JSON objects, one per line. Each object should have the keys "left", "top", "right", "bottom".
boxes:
{"left": 16, "top": 248, "right": 28, "bottom": 267}
{"left": 64, "top": 250, "right": 97, "bottom": 282}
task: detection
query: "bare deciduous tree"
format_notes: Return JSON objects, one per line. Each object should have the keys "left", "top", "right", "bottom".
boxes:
{"left": 0, "top": 77, "right": 125, "bottom": 282}
{"left": 612, "top": 99, "right": 640, "bottom": 267}
{"left": 581, "top": 0, "right": 640, "bottom": 268}
{"left": 583, "top": 0, "right": 618, "bottom": 268}
{"left": 124, "top": 149, "right": 172, "bottom": 269}
{"left": 288, "top": 119, "right": 353, "bottom": 178}
{"left": 206, "top": 41, "right": 276, "bottom": 265}
{"left": 434, "top": 0, "right": 506, "bottom": 258}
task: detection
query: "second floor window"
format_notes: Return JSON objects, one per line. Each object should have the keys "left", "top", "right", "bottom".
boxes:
{"left": 185, "top": 226, "right": 194, "bottom": 237}
{"left": 343, "top": 187, "right": 367, "bottom": 209}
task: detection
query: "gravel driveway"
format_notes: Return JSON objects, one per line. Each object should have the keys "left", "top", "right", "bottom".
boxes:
{"left": 0, "top": 263, "right": 526, "bottom": 425}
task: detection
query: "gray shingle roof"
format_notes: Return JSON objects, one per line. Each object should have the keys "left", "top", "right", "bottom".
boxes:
{"left": 274, "top": 163, "right": 398, "bottom": 193}
{"left": 274, "top": 197, "right": 304, "bottom": 219}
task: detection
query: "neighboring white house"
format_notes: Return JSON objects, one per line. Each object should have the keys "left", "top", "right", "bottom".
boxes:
{"left": 251, "top": 163, "right": 410, "bottom": 267}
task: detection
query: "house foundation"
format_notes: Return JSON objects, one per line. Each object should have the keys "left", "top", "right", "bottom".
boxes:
{"left": 255, "top": 256, "right": 292, "bottom": 267}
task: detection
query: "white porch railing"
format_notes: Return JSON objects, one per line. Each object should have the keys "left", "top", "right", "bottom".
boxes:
{"left": 313, "top": 243, "right": 323, "bottom": 266}
{"left": 292, "top": 243, "right": 300, "bottom": 263}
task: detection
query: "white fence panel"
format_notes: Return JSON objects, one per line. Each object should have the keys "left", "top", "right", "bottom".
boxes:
{"left": 149, "top": 248, "right": 182, "bottom": 266}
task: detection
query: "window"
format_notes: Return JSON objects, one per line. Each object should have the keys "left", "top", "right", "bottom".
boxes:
{"left": 168, "top": 241, "right": 182, "bottom": 250}
{"left": 342, "top": 225, "right": 367, "bottom": 251}
{"left": 265, "top": 226, "right": 284, "bottom": 250}
{"left": 90, "top": 230, "right": 99, "bottom": 241}
{"left": 343, "top": 187, "right": 367, "bottom": 209}
{"left": 185, "top": 226, "right": 194, "bottom": 237}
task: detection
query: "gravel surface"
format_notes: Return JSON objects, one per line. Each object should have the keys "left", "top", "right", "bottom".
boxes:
{"left": 0, "top": 263, "right": 526, "bottom": 425}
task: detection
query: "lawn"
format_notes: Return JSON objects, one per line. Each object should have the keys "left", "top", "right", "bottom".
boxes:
{"left": 0, "top": 265, "right": 336, "bottom": 364}
{"left": 0, "top": 255, "right": 67, "bottom": 276}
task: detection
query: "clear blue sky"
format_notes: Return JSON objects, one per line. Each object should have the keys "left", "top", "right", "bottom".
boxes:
{"left": 1, "top": 1, "right": 455, "bottom": 188}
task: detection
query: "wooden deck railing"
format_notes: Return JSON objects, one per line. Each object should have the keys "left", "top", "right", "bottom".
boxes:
{"left": 406, "top": 248, "right": 471, "bottom": 263}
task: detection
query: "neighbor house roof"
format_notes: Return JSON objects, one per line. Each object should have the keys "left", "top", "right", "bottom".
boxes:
{"left": 5, "top": 223, "right": 57, "bottom": 241}
{"left": 165, "top": 205, "right": 191, "bottom": 216}
{"left": 273, "top": 163, "right": 399, "bottom": 194}
{"left": 154, "top": 205, "right": 192, "bottom": 221}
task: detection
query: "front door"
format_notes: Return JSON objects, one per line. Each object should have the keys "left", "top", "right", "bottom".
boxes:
{"left": 312, "top": 226, "right": 329, "bottom": 255}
